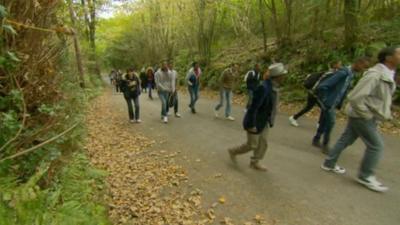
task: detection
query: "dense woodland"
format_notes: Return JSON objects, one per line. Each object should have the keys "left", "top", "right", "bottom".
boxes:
{"left": 0, "top": 0, "right": 399, "bottom": 224}
{"left": 99, "top": 0, "right": 400, "bottom": 94}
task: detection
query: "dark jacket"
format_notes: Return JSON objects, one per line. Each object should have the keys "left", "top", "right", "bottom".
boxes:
{"left": 121, "top": 73, "right": 141, "bottom": 98}
{"left": 246, "top": 70, "right": 261, "bottom": 91}
{"left": 139, "top": 71, "right": 148, "bottom": 88}
{"left": 316, "top": 67, "right": 354, "bottom": 110}
{"left": 243, "top": 80, "right": 276, "bottom": 134}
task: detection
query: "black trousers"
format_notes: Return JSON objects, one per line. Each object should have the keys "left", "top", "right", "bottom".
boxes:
{"left": 124, "top": 94, "right": 140, "bottom": 120}
{"left": 293, "top": 93, "right": 318, "bottom": 120}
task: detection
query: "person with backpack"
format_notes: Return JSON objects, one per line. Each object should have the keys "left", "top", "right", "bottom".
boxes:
{"left": 186, "top": 62, "right": 202, "bottom": 114}
{"left": 120, "top": 68, "right": 141, "bottom": 123}
{"left": 214, "top": 63, "right": 239, "bottom": 121}
{"left": 289, "top": 60, "right": 342, "bottom": 127}
{"left": 228, "top": 63, "right": 288, "bottom": 171}
{"left": 244, "top": 63, "right": 262, "bottom": 109}
{"left": 312, "top": 57, "right": 370, "bottom": 153}
{"left": 155, "top": 62, "right": 175, "bottom": 124}
{"left": 166, "top": 62, "right": 181, "bottom": 118}
{"left": 321, "top": 46, "right": 400, "bottom": 192}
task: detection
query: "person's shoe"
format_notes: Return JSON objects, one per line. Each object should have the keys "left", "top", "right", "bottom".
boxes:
{"left": 289, "top": 116, "right": 299, "bottom": 127}
{"left": 136, "top": 119, "right": 142, "bottom": 123}
{"left": 228, "top": 149, "right": 237, "bottom": 164}
{"left": 163, "top": 117, "right": 168, "bottom": 124}
{"left": 175, "top": 113, "right": 181, "bottom": 118}
{"left": 191, "top": 108, "right": 196, "bottom": 114}
{"left": 226, "top": 116, "right": 235, "bottom": 121}
{"left": 320, "top": 164, "right": 346, "bottom": 174}
{"left": 130, "top": 119, "right": 136, "bottom": 123}
{"left": 250, "top": 162, "right": 268, "bottom": 172}
{"left": 312, "top": 139, "right": 321, "bottom": 148}
{"left": 214, "top": 109, "right": 219, "bottom": 118}
{"left": 357, "top": 176, "right": 389, "bottom": 193}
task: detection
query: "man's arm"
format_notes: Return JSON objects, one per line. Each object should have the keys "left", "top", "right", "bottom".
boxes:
{"left": 186, "top": 70, "right": 193, "bottom": 86}
{"left": 317, "top": 69, "right": 347, "bottom": 108}
{"left": 348, "top": 73, "right": 379, "bottom": 119}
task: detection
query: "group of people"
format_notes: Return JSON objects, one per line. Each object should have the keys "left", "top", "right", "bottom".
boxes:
{"left": 108, "top": 61, "right": 202, "bottom": 124}
{"left": 109, "top": 46, "right": 400, "bottom": 193}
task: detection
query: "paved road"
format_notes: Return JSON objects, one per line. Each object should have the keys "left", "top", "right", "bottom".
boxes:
{"left": 108, "top": 88, "right": 400, "bottom": 225}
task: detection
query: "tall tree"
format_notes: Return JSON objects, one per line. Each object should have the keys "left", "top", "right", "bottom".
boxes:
{"left": 87, "top": 0, "right": 102, "bottom": 80}
{"left": 66, "top": 0, "right": 86, "bottom": 88}
{"left": 259, "top": 0, "right": 267, "bottom": 55}
{"left": 344, "top": 0, "right": 359, "bottom": 53}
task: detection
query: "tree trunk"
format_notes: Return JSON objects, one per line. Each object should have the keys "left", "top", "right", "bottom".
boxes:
{"left": 81, "top": 0, "right": 90, "bottom": 41}
{"left": 87, "top": 0, "right": 102, "bottom": 80}
{"left": 265, "top": 0, "right": 281, "bottom": 46}
{"left": 66, "top": 0, "right": 85, "bottom": 88}
{"left": 283, "top": 0, "right": 293, "bottom": 45}
{"left": 259, "top": 0, "right": 267, "bottom": 55}
{"left": 344, "top": 0, "right": 359, "bottom": 54}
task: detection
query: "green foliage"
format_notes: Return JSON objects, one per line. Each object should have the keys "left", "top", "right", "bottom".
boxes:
{"left": 0, "top": 152, "right": 109, "bottom": 225}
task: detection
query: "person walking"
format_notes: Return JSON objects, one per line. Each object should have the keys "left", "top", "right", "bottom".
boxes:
{"left": 228, "top": 63, "right": 288, "bottom": 171}
{"left": 186, "top": 62, "right": 202, "bottom": 114}
{"left": 321, "top": 46, "right": 400, "bottom": 192}
{"left": 155, "top": 62, "right": 175, "bottom": 123}
{"left": 146, "top": 67, "right": 155, "bottom": 99}
{"left": 139, "top": 67, "right": 148, "bottom": 93}
{"left": 244, "top": 63, "right": 262, "bottom": 110}
{"left": 115, "top": 69, "right": 123, "bottom": 93}
{"left": 120, "top": 68, "right": 141, "bottom": 123}
{"left": 167, "top": 62, "right": 181, "bottom": 118}
{"left": 289, "top": 60, "right": 342, "bottom": 127}
{"left": 312, "top": 57, "right": 370, "bottom": 153}
{"left": 214, "top": 63, "right": 239, "bottom": 121}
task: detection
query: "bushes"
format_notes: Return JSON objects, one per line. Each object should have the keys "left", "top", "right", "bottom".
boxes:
{"left": 0, "top": 152, "right": 109, "bottom": 225}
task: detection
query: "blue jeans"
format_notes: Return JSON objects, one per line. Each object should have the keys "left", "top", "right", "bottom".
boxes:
{"left": 124, "top": 94, "right": 140, "bottom": 120}
{"left": 324, "top": 118, "right": 384, "bottom": 179}
{"left": 246, "top": 89, "right": 254, "bottom": 109}
{"left": 188, "top": 85, "right": 199, "bottom": 109}
{"left": 314, "top": 108, "right": 336, "bottom": 146}
{"left": 147, "top": 82, "right": 154, "bottom": 98}
{"left": 158, "top": 91, "right": 169, "bottom": 117}
{"left": 215, "top": 88, "right": 232, "bottom": 117}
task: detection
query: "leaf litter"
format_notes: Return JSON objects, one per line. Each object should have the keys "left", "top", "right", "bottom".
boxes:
{"left": 85, "top": 92, "right": 272, "bottom": 225}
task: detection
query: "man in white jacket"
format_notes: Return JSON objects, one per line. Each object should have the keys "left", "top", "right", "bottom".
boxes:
{"left": 321, "top": 46, "right": 400, "bottom": 192}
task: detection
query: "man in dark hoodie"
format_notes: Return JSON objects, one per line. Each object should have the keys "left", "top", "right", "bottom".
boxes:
{"left": 228, "top": 63, "right": 287, "bottom": 171}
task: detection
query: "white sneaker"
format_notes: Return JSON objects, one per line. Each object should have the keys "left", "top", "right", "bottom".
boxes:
{"left": 175, "top": 113, "right": 181, "bottom": 118}
{"left": 163, "top": 117, "right": 168, "bottom": 124}
{"left": 214, "top": 109, "right": 219, "bottom": 118}
{"left": 130, "top": 119, "right": 136, "bottom": 123}
{"left": 321, "top": 164, "right": 346, "bottom": 174}
{"left": 226, "top": 116, "right": 235, "bottom": 121}
{"left": 289, "top": 116, "right": 299, "bottom": 127}
{"left": 136, "top": 119, "right": 142, "bottom": 123}
{"left": 357, "top": 176, "right": 389, "bottom": 192}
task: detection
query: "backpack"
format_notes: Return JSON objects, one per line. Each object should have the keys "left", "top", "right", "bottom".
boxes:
{"left": 303, "top": 72, "right": 324, "bottom": 90}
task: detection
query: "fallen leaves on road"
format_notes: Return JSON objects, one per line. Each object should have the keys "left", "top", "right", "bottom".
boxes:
{"left": 84, "top": 91, "right": 272, "bottom": 224}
